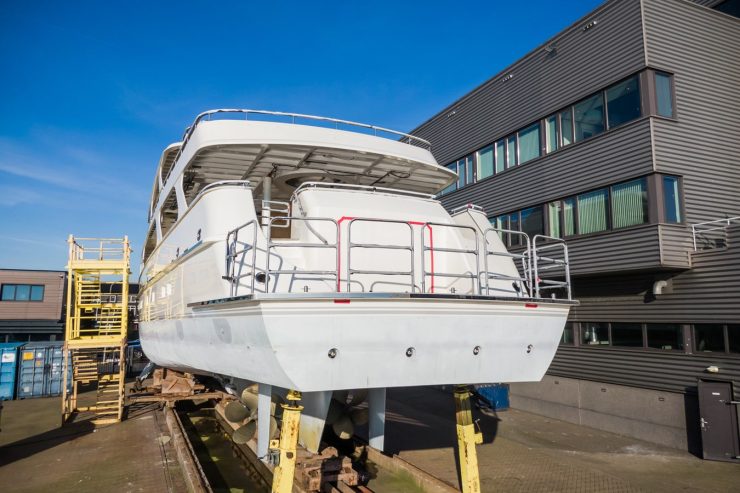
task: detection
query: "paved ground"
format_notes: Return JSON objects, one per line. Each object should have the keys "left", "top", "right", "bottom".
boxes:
{"left": 0, "top": 397, "right": 186, "bottom": 493}
{"left": 384, "top": 386, "right": 740, "bottom": 493}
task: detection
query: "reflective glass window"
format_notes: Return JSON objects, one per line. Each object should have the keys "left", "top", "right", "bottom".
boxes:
{"left": 694, "top": 324, "right": 725, "bottom": 352}
{"left": 560, "top": 108, "right": 574, "bottom": 146}
{"left": 441, "top": 162, "right": 457, "bottom": 195}
{"left": 646, "top": 324, "right": 684, "bottom": 350}
{"left": 563, "top": 197, "right": 577, "bottom": 236}
{"left": 518, "top": 123, "right": 541, "bottom": 164}
{"left": 574, "top": 93, "right": 605, "bottom": 142}
{"left": 1, "top": 285, "right": 15, "bottom": 301}
{"left": 15, "top": 285, "right": 30, "bottom": 301}
{"left": 611, "top": 178, "right": 648, "bottom": 229}
{"left": 477, "top": 145, "right": 494, "bottom": 180}
{"left": 545, "top": 115, "right": 558, "bottom": 153}
{"left": 509, "top": 212, "right": 521, "bottom": 246}
{"left": 577, "top": 189, "right": 608, "bottom": 234}
{"left": 506, "top": 136, "right": 517, "bottom": 168}
{"left": 663, "top": 176, "right": 681, "bottom": 223}
{"left": 656, "top": 72, "right": 674, "bottom": 117}
{"left": 456, "top": 158, "right": 467, "bottom": 189}
{"left": 582, "top": 322, "right": 609, "bottom": 345}
{"left": 548, "top": 202, "right": 562, "bottom": 238}
{"left": 561, "top": 323, "right": 574, "bottom": 345}
{"left": 606, "top": 76, "right": 641, "bottom": 128}
{"left": 521, "top": 206, "right": 544, "bottom": 238}
{"left": 30, "top": 285, "right": 44, "bottom": 301}
{"left": 495, "top": 140, "right": 506, "bottom": 173}
{"left": 611, "top": 323, "right": 643, "bottom": 347}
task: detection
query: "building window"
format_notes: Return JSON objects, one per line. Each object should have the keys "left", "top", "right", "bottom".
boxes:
{"left": 477, "top": 145, "right": 494, "bottom": 180}
{"left": 582, "top": 322, "right": 609, "bottom": 345}
{"left": 611, "top": 178, "right": 647, "bottom": 229}
{"left": 495, "top": 140, "right": 506, "bottom": 173}
{"left": 577, "top": 188, "right": 608, "bottom": 234}
{"left": 560, "top": 322, "right": 574, "bottom": 345}
{"left": 662, "top": 176, "right": 682, "bottom": 223}
{"left": 547, "top": 202, "right": 562, "bottom": 238}
{"left": 729, "top": 325, "right": 740, "bottom": 354}
{"left": 509, "top": 212, "right": 521, "bottom": 246}
{"left": 560, "top": 108, "right": 574, "bottom": 146}
{"left": 518, "top": 123, "right": 541, "bottom": 164}
{"left": 545, "top": 115, "right": 558, "bottom": 153}
{"left": 521, "top": 206, "right": 544, "bottom": 238}
{"left": 611, "top": 323, "right": 643, "bottom": 347}
{"left": 457, "top": 157, "right": 468, "bottom": 189}
{"left": 574, "top": 93, "right": 605, "bottom": 142}
{"left": 0, "top": 284, "right": 45, "bottom": 302}
{"left": 694, "top": 324, "right": 726, "bottom": 352}
{"left": 646, "top": 323, "right": 683, "bottom": 350}
{"left": 655, "top": 72, "right": 674, "bottom": 118}
{"left": 606, "top": 75, "right": 641, "bottom": 129}
{"left": 563, "top": 197, "right": 577, "bottom": 236}
{"left": 506, "top": 135, "right": 517, "bottom": 168}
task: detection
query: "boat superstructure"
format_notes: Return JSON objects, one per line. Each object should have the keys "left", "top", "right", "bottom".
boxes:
{"left": 138, "top": 109, "right": 575, "bottom": 455}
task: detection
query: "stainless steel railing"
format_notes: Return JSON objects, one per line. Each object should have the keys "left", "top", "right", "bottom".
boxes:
{"left": 692, "top": 216, "right": 739, "bottom": 251}
{"left": 346, "top": 218, "right": 416, "bottom": 293}
{"left": 224, "top": 217, "right": 572, "bottom": 300}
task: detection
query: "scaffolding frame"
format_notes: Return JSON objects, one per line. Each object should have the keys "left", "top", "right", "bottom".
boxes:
{"left": 62, "top": 236, "right": 131, "bottom": 425}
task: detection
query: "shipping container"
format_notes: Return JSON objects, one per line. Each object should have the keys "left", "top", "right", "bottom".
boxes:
{"left": 0, "top": 342, "right": 25, "bottom": 400}
{"left": 16, "top": 342, "right": 70, "bottom": 399}
{"left": 476, "top": 383, "right": 510, "bottom": 411}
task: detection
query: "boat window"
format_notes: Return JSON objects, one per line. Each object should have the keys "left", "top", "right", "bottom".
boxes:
{"left": 606, "top": 75, "right": 641, "bottom": 129}
{"left": 159, "top": 189, "right": 178, "bottom": 238}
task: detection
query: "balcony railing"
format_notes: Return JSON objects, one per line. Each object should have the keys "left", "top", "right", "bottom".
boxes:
{"left": 692, "top": 216, "right": 739, "bottom": 251}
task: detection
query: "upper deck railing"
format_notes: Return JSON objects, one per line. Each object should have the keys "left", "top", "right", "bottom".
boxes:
{"left": 164, "top": 109, "right": 432, "bottom": 184}
{"left": 692, "top": 216, "right": 740, "bottom": 251}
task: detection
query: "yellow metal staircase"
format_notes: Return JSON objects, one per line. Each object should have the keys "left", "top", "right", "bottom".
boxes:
{"left": 62, "top": 236, "right": 131, "bottom": 425}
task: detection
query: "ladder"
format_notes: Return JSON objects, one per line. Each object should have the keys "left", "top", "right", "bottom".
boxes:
{"left": 62, "top": 236, "right": 131, "bottom": 425}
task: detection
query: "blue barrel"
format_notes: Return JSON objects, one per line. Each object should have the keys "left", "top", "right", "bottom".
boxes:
{"left": 16, "top": 342, "right": 70, "bottom": 399}
{"left": 476, "top": 383, "right": 510, "bottom": 411}
{"left": 0, "top": 342, "right": 25, "bottom": 400}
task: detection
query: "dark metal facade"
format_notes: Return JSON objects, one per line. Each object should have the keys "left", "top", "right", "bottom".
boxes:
{"left": 410, "top": 0, "right": 740, "bottom": 396}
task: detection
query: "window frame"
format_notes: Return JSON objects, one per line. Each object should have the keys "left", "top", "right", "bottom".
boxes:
{"left": 0, "top": 283, "right": 45, "bottom": 302}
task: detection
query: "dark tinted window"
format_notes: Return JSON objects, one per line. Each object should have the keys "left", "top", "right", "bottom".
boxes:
{"left": 647, "top": 324, "right": 683, "bottom": 350}
{"left": 612, "top": 323, "right": 643, "bottom": 347}
{"left": 728, "top": 325, "right": 740, "bottom": 353}
{"left": 694, "top": 324, "right": 725, "bottom": 352}
{"left": 582, "top": 322, "right": 609, "bottom": 345}
{"left": 521, "top": 206, "right": 544, "bottom": 238}
{"left": 606, "top": 76, "right": 641, "bottom": 128}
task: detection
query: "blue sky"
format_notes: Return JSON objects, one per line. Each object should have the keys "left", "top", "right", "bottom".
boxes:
{"left": 0, "top": 0, "right": 602, "bottom": 275}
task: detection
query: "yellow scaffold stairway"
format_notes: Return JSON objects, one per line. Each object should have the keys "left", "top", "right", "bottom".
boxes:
{"left": 62, "top": 236, "right": 131, "bottom": 425}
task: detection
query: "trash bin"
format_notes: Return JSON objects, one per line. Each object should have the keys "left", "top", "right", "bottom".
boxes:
{"left": 476, "top": 383, "right": 510, "bottom": 411}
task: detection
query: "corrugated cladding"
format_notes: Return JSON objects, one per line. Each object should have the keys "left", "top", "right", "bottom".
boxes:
{"left": 644, "top": 0, "right": 740, "bottom": 224}
{"left": 0, "top": 270, "right": 66, "bottom": 321}
{"left": 573, "top": 225, "right": 740, "bottom": 323}
{"left": 411, "top": 0, "right": 648, "bottom": 166}
{"left": 549, "top": 345, "right": 740, "bottom": 398}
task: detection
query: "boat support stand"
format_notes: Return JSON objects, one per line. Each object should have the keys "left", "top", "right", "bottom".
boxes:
{"left": 454, "top": 385, "right": 483, "bottom": 493}
{"left": 271, "top": 389, "right": 303, "bottom": 493}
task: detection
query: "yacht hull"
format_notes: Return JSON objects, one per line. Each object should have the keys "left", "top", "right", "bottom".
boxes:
{"left": 139, "top": 295, "right": 570, "bottom": 392}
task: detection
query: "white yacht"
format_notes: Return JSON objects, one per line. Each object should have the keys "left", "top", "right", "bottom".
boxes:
{"left": 138, "top": 109, "right": 575, "bottom": 453}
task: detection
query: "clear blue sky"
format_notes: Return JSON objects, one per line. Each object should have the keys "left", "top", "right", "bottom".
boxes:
{"left": 0, "top": 0, "right": 602, "bottom": 275}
